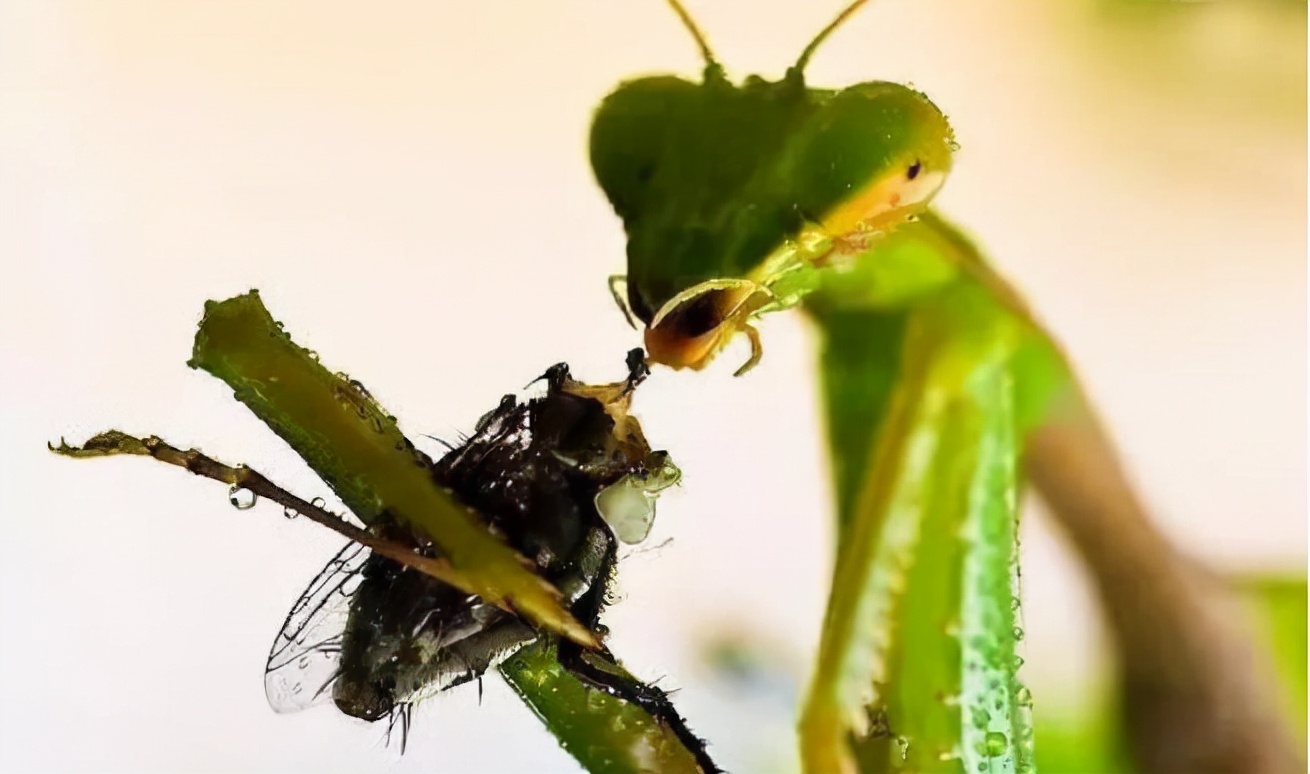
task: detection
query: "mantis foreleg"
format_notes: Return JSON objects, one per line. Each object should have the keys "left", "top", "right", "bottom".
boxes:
{"left": 799, "top": 283, "right": 1032, "bottom": 774}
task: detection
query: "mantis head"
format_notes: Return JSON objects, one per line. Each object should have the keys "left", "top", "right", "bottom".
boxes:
{"left": 590, "top": 0, "right": 956, "bottom": 375}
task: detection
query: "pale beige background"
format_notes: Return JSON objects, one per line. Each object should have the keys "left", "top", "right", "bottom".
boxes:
{"left": 1, "top": 1, "right": 1303, "bottom": 772}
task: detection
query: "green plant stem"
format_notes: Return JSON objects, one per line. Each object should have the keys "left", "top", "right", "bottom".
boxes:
{"left": 502, "top": 644, "right": 705, "bottom": 774}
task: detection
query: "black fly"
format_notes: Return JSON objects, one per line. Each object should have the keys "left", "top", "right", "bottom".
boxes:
{"left": 262, "top": 350, "right": 716, "bottom": 769}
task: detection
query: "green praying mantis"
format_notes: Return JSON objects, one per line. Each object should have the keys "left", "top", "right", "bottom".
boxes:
{"left": 593, "top": 4, "right": 1042, "bottom": 771}
{"left": 587, "top": 2, "right": 1300, "bottom": 773}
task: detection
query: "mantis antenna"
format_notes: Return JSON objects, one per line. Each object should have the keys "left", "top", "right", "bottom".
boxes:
{"left": 793, "top": 0, "right": 872, "bottom": 74}
{"left": 664, "top": 0, "right": 720, "bottom": 70}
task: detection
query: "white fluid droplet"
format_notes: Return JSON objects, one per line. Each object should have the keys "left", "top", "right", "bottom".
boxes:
{"left": 593, "top": 460, "right": 681, "bottom": 545}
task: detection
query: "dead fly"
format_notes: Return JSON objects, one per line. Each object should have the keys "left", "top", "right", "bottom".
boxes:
{"left": 54, "top": 349, "right": 714, "bottom": 770}
{"left": 259, "top": 351, "right": 704, "bottom": 755}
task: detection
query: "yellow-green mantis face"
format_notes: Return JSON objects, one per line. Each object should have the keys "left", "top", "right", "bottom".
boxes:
{"left": 590, "top": 0, "right": 956, "bottom": 375}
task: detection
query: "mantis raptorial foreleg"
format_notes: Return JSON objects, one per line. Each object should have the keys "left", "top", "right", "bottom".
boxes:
{"left": 798, "top": 210, "right": 1302, "bottom": 774}
{"left": 798, "top": 281, "right": 1032, "bottom": 774}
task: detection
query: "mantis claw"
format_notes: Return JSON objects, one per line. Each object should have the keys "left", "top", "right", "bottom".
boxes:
{"left": 732, "top": 324, "right": 763, "bottom": 377}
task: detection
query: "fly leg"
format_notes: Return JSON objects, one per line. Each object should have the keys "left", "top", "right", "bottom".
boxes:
{"left": 50, "top": 431, "right": 470, "bottom": 595}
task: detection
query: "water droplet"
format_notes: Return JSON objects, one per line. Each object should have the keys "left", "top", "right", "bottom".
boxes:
{"left": 311, "top": 496, "right": 327, "bottom": 509}
{"left": 1012, "top": 655, "right": 1025, "bottom": 669}
{"left": 305, "top": 349, "right": 319, "bottom": 361}
{"left": 1012, "top": 626, "right": 1025, "bottom": 641}
{"left": 1015, "top": 686, "right": 1034, "bottom": 707}
{"left": 282, "top": 506, "right": 298, "bottom": 520}
{"left": 983, "top": 731, "right": 1007, "bottom": 757}
{"left": 228, "top": 485, "right": 257, "bottom": 510}
{"left": 894, "top": 736, "right": 910, "bottom": 761}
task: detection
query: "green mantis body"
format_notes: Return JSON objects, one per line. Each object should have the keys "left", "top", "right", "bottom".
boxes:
{"left": 589, "top": 3, "right": 1077, "bottom": 771}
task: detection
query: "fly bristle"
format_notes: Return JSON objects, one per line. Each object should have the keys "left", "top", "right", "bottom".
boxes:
{"left": 383, "top": 702, "right": 413, "bottom": 754}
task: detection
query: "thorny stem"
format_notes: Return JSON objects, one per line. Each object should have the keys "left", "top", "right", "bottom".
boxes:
{"left": 1027, "top": 386, "right": 1305, "bottom": 774}
{"left": 49, "top": 431, "right": 499, "bottom": 610}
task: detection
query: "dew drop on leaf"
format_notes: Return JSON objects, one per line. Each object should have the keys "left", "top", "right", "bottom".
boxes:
{"left": 228, "top": 485, "right": 257, "bottom": 510}
{"left": 983, "top": 731, "right": 1008, "bottom": 757}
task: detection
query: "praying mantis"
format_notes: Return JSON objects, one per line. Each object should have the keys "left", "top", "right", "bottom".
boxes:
{"left": 587, "top": 2, "right": 1303, "bottom": 773}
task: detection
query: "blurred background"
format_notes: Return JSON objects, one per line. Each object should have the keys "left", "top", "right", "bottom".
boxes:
{"left": 1, "top": 1, "right": 1303, "bottom": 771}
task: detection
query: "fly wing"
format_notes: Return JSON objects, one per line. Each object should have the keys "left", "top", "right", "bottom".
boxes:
{"left": 264, "top": 542, "right": 370, "bottom": 713}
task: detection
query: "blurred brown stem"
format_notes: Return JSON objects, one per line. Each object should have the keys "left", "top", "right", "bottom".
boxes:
{"left": 1026, "top": 383, "right": 1303, "bottom": 774}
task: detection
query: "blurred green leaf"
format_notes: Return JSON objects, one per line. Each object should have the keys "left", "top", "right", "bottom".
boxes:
{"left": 1032, "top": 574, "right": 1308, "bottom": 774}
{"left": 1238, "top": 575, "right": 1308, "bottom": 741}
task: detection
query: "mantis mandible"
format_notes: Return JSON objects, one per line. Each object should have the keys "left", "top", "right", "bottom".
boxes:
{"left": 588, "top": 2, "right": 1300, "bottom": 773}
